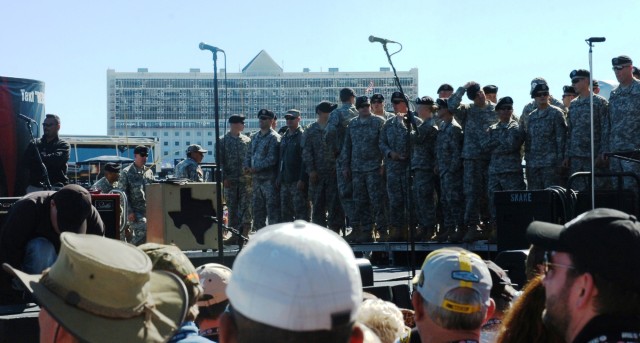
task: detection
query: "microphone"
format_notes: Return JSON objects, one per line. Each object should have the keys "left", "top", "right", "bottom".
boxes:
{"left": 199, "top": 42, "right": 224, "bottom": 53}
{"left": 17, "top": 113, "right": 36, "bottom": 123}
{"left": 586, "top": 37, "right": 606, "bottom": 43}
{"left": 369, "top": 35, "right": 397, "bottom": 44}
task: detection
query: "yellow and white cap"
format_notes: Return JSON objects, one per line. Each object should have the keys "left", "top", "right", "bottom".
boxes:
{"left": 412, "top": 247, "right": 492, "bottom": 314}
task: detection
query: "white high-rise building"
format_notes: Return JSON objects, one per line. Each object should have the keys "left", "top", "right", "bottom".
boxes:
{"left": 107, "top": 50, "right": 419, "bottom": 169}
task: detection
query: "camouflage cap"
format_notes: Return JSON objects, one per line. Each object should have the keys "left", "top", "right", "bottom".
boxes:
{"left": 186, "top": 144, "right": 208, "bottom": 154}
{"left": 139, "top": 243, "right": 203, "bottom": 306}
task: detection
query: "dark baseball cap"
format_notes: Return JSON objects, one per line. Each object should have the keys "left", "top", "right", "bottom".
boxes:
{"left": 134, "top": 145, "right": 149, "bottom": 156}
{"left": 316, "top": 101, "right": 337, "bottom": 114}
{"left": 527, "top": 208, "right": 640, "bottom": 292}
{"left": 390, "top": 91, "right": 407, "bottom": 102}
{"left": 52, "top": 184, "right": 92, "bottom": 233}
{"left": 370, "top": 93, "right": 384, "bottom": 102}
{"left": 355, "top": 96, "right": 370, "bottom": 109}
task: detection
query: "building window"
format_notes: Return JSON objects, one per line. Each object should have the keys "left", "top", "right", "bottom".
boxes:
{"left": 164, "top": 132, "right": 169, "bottom": 137}
{"left": 186, "top": 141, "right": 190, "bottom": 145}
{"left": 207, "top": 151, "right": 212, "bottom": 155}
{"left": 175, "top": 141, "right": 179, "bottom": 146}
{"left": 207, "top": 141, "right": 213, "bottom": 146}
{"left": 164, "top": 151, "right": 168, "bottom": 156}
{"left": 174, "top": 151, "right": 179, "bottom": 155}
{"left": 186, "top": 132, "right": 191, "bottom": 137}
{"left": 197, "top": 132, "right": 202, "bottom": 136}
{"left": 164, "top": 142, "right": 168, "bottom": 146}
{"left": 118, "top": 132, "right": 124, "bottom": 136}
{"left": 175, "top": 132, "right": 179, "bottom": 136}
{"left": 207, "top": 132, "right": 212, "bottom": 136}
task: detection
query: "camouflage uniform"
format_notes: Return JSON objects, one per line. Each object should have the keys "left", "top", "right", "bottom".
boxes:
{"left": 173, "top": 157, "right": 204, "bottom": 182}
{"left": 565, "top": 94, "right": 609, "bottom": 191}
{"left": 342, "top": 115, "right": 387, "bottom": 240}
{"left": 244, "top": 128, "right": 280, "bottom": 230}
{"left": 302, "top": 122, "right": 344, "bottom": 231}
{"left": 279, "top": 126, "right": 310, "bottom": 222}
{"left": 603, "top": 79, "right": 640, "bottom": 190}
{"left": 91, "top": 177, "right": 118, "bottom": 193}
{"left": 519, "top": 96, "right": 566, "bottom": 122}
{"left": 118, "top": 163, "right": 154, "bottom": 245}
{"left": 521, "top": 105, "right": 567, "bottom": 190}
{"left": 410, "top": 116, "right": 439, "bottom": 239}
{"left": 221, "top": 132, "right": 252, "bottom": 232}
{"left": 325, "top": 103, "right": 358, "bottom": 224}
{"left": 484, "top": 118, "right": 526, "bottom": 223}
{"left": 448, "top": 87, "right": 498, "bottom": 231}
{"left": 380, "top": 115, "right": 422, "bottom": 234}
{"left": 435, "top": 119, "right": 465, "bottom": 237}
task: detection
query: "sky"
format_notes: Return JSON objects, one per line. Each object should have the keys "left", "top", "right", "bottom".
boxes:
{"left": 2, "top": 0, "right": 639, "bottom": 136}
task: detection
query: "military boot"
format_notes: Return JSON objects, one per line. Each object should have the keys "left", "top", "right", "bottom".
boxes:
{"left": 434, "top": 226, "right": 452, "bottom": 243}
{"left": 463, "top": 224, "right": 486, "bottom": 243}
{"left": 448, "top": 225, "right": 467, "bottom": 243}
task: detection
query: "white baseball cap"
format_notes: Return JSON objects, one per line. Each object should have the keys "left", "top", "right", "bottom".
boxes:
{"left": 227, "top": 220, "right": 362, "bottom": 331}
{"left": 196, "top": 263, "right": 232, "bottom": 307}
{"left": 412, "top": 247, "right": 492, "bottom": 314}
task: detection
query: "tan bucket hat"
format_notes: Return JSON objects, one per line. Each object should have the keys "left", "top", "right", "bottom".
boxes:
{"left": 3, "top": 232, "right": 188, "bottom": 343}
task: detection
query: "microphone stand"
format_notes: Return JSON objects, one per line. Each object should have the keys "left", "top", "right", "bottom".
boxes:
{"left": 24, "top": 118, "right": 52, "bottom": 190}
{"left": 376, "top": 41, "right": 418, "bottom": 279}
{"left": 202, "top": 47, "right": 225, "bottom": 261}
{"left": 586, "top": 38, "right": 604, "bottom": 210}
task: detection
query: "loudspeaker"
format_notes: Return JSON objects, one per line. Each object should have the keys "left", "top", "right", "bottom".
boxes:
{"left": 495, "top": 249, "right": 529, "bottom": 291}
{"left": 0, "top": 197, "right": 20, "bottom": 229}
{"left": 495, "top": 190, "right": 564, "bottom": 252}
{"left": 146, "top": 183, "right": 219, "bottom": 250}
{"left": 90, "top": 194, "right": 122, "bottom": 240}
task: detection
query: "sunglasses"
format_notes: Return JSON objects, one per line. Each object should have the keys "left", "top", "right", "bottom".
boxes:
{"left": 392, "top": 100, "right": 404, "bottom": 105}
{"left": 285, "top": 116, "right": 297, "bottom": 120}
{"left": 371, "top": 100, "right": 383, "bottom": 104}
{"left": 498, "top": 106, "right": 513, "bottom": 111}
{"left": 612, "top": 65, "right": 628, "bottom": 71}
{"left": 571, "top": 78, "right": 583, "bottom": 84}
{"left": 543, "top": 251, "right": 576, "bottom": 276}
{"left": 42, "top": 123, "right": 56, "bottom": 128}
{"left": 535, "top": 92, "right": 550, "bottom": 97}
{"left": 258, "top": 116, "right": 271, "bottom": 120}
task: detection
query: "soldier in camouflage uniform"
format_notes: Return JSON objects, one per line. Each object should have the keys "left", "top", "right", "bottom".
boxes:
{"left": 91, "top": 162, "right": 120, "bottom": 193}
{"left": 117, "top": 145, "right": 154, "bottom": 245}
{"left": 325, "top": 88, "right": 358, "bottom": 228}
{"left": 221, "top": 114, "right": 252, "bottom": 242}
{"left": 370, "top": 93, "right": 394, "bottom": 120}
{"left": 603, "top": 55, "right": 640, "bottom": 191}
{"left": 342, "top": 96, "right": 387, "bottom": 243}
{"left": 521, "top": 83, "right": 567, "bottom": 190}
{"left": 411, "top": 96, "right": 439, "bottom": 241}
{"left": 483, "top": 97, "right": 525, "bottom": 239}
{"left": 434, "top": 98, "right": 464, "bottom": 242}
{"left": 278, "top": 109, "right": 309, "bottom": 222}
{"left": 448, "top": 82, "right": 498, "bottom": 242}
{"left": 519, "top": 77, "right": 566, "bottom": 122}
{"left": 380, "top": 92, "right": 422, "bottom": 241}
{"left": 174, "top": 144, "right": 207, "bottom": 182}
{"left": 302, "top": 101, "right": 344, "bottom": 232}
{"left": 244, "top": 109, "right": 280, "bottom": 230}
{"left": 562, "top": 69, "right": 609, "bottom": 191}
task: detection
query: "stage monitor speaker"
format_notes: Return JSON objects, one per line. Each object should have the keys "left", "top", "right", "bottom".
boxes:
{"left": 147, "top": 183, "right": 219, "bottom": 250}
{"left": 574, "top": 190, "right": 638, "bottom": 217}
{"left": 0, "top": 197, "right": 20, "bottom": 229}
{"left": 495, "top": 190, "right": 564, "bottom": 252}
{"left": 494, "top": 249, "right": 529, "bottom": 291}
{"left": 91, "top": 194, "right": 121, "bottom": 240}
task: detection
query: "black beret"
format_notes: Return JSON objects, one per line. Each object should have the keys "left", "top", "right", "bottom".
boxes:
{"left": 104, "top": 163, "right": 120, "bottom": 173}
{"left": 134, "top": 145, "right": 148, "bottom": 155}
{"left": 592, "top": 80, "right": 600, "bottom": 88}
{"left": 633, "top": 66, "right": 640, "bottom": 77}
{"left": 570, "top": 69, "right": 590, "bottom": 79}
{"left": 482, "top": 85, "right": 498, "bottom": 94}
{"left": 530, "top": 78, "right": 548, "bottom": 94}
{"left": 316, "top": 101, "right": 338, "bottom": 114}
{"left": 495, "top": 96, "right": 514, "bottom": 110}
{"left": 355, "top": 96, "right": 370, "bottom": 109}
{"left": 531, "top": 84, "right": 550, "bottom": 98}
{"left": 436, "top": 98, "right": 449, "bottom": 109}
{"left": 339, "top": 88, "right": 356, "bottom": 98}
{"left": 228, "top": 114, "right": 245, "bottom": 123}
{"left": 437, "top": 83, "right": 454, "bottom": 93}
{"left": 467, "top": 84, "right": 481, "bottom": 100}
{"left": 390, "top": 91, "right": 406, "bottom": 102}
{"left": 612, "top": 55, "right": 633, "bottom": 66}
{"left": 257, "top": 109, "right": 275, "bottom": 119}
{"left": 563, "top": 86, "right": 577, "bottom": 95}
{"left": 370, "top": 93, "right": 384, "bottom": 102}
{"left": 415, "top": 96, "right": 435, "bottom": 106}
